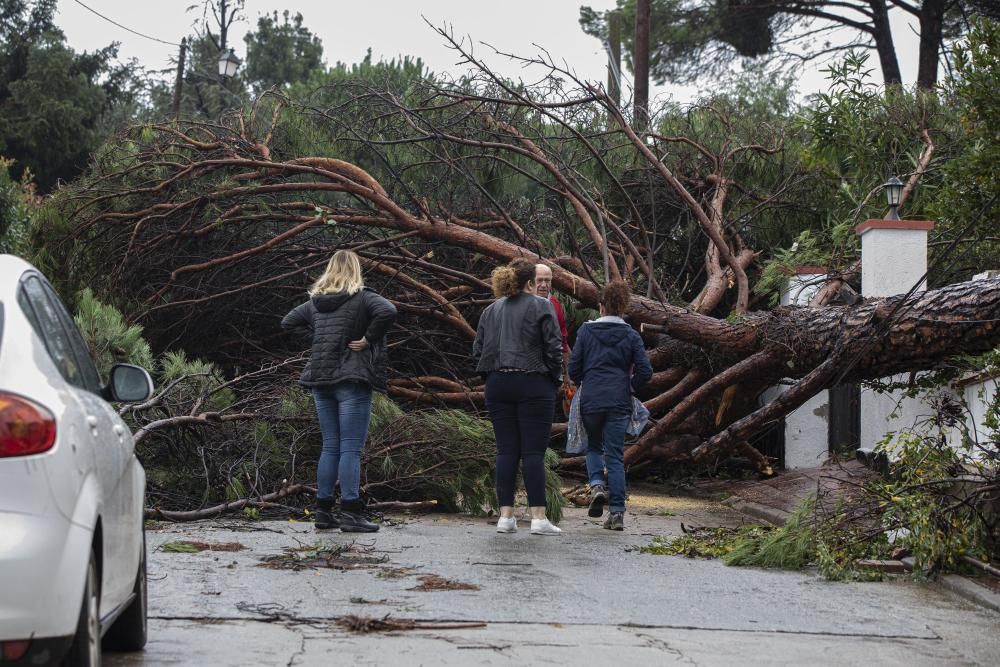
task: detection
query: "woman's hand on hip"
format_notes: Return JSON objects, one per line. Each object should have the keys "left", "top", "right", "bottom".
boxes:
{"left": 348, "top": 337, "right": 369, "bottom": 351}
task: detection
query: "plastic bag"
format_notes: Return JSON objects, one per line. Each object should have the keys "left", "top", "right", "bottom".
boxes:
{"left": 566, "top": 387, "right": 586, "bottom": 454}
{"left": 565, "top": 387, "right": 649, "bottom": 454}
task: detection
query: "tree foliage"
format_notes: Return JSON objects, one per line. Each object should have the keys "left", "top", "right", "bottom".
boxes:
{"left": 42, "top": 27, "right": 1000, "bottom": 486}
{"left": 930, "top": 17, "right": 1000, "bottom": 273}
{"left": 74, "top": 287, "right": 154, "bottom": 378}
{"left": 580, "top": 0, "right": 990, "bottom": 88}
{"left": 0, "top": 157, "right": 34, "bottom": 255}
{"left": 244, "top": 10, "right": 323, "bottom": 93}
{"left": 0, "top": 0, "right": 137, "bottom": 190}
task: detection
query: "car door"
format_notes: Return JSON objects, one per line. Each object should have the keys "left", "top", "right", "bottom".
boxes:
{"left": 16, "top": 275, "right": 97, "bottom": 512}
{"left": 19, "top": 275, "right": 139, "bottom": 612}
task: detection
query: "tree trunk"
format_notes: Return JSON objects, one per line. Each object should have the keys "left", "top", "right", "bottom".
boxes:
{"left": 633, "top": 0, "right": 651, "bottom": 128}
{"left": 608, "top": 9, "right": 622, "bottom": 109}
{"left": 870, "top": 0, "right": 902, "bottom": 85}
{"left": 917, "top": 0, "right": 946, "bottom": 89}
{"left": 628, "top": 278, "right": 1000, "bottom": 381}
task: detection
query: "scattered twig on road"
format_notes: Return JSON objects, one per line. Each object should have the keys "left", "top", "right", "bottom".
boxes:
{"left": 158, "top": 540, "right": 246, "bottom": 553}
{"left": 409, "top": 575, "right": 480, "bottom": 591}
{"left": 145, "top": 484, "right": 316, "bottom": 521}
{"left": 336, "top": 615, "right": 486, "bottom": 633}
{"left": 145, "top": 486, "right": 439, "bottom": 522}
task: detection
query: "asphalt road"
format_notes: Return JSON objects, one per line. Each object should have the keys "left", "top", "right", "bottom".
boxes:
{"left": 105, "top": 495, "right": 1000, "bottom": 666}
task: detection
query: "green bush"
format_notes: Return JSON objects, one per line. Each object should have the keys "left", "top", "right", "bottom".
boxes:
{"left": 0, "top": 159, "right": 34, "bottom": 257}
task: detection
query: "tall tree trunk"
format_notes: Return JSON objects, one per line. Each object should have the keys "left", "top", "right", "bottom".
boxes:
{"left": 917, "top": 0, "right": 947, "bottom": 89}
{"left": 870, "top": 0, "right": 902, "bottom": 85}
{"left": 172, "top": 38, "right": 187, "bottom": 118}
{"left": 608, "top": 9, "right": 622, "bottom": 109}
{"left": 218, "top": 0, "right": 231, "bottom": 50}
{"left": 634, "top": 0, "right": 651, "bottom": 128}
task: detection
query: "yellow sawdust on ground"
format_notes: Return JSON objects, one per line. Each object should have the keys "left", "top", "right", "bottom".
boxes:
{"left": 627, "top": 490, "right": 718, "bottom": 512}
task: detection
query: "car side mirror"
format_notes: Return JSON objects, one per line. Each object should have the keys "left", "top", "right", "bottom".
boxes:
{"left": 105, "top": 364, "right": 155, "bottom": 403}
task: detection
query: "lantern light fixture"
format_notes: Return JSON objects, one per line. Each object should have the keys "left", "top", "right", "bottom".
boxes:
{"left": 884, "top": 175, "right": 903, "bottom": 220}
{"left": 218, "top": 48, "right": 242, "bottom": 78}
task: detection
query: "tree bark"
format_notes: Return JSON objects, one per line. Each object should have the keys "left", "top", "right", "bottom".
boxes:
{"left": 870, "top": 0, "right": 903, "bottom": 85}
{"left": 633, "top": 0, "right": 651, "bottom": 128}
{"left": 917, "top": 0, "right": 946, "bottom": 89}
{"left": 608, "top": 9, "right": 622, "bottom": 109}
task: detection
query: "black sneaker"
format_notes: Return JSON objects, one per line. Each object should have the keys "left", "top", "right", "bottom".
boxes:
{"left": 603, "top": 512, "right": 624, "bottom": 531}
{"left": 340, "top": 500, "right": 380, "bottom": 533}
{"left": 588, "top": 484, "right": 608, "bottom": 518}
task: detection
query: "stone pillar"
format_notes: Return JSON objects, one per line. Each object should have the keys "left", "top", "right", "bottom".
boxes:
{"left": 856, "top": 219, "right": 935, "bottom": 452}
{"left": 856, "top": 219, "right": 934, "bottom": 295}
{"left": 760, "top": 267, "right": 831, "bottom": 469}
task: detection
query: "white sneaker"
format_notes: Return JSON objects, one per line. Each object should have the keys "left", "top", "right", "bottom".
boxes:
{"left": 530, "top": 518, "right": 562, "bottom": 536}
{"left": 496, "top": 516, "right": 517, "bottom": 533}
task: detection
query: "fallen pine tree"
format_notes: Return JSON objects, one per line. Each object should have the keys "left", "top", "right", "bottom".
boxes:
{"left": 52, "top": 37, "right": 1000, "bottom": 484}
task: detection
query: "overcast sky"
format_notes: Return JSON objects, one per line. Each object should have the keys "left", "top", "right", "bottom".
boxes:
{"left": 57, "top": 1, "right": 923, "bottom": 105}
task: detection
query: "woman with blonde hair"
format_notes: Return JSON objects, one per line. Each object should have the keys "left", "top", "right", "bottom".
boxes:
{"left": 282, "top": 249, "right": 397, "bottom": 532}
{"left": 473, "top": 257, "right": 564, "bottom": 535}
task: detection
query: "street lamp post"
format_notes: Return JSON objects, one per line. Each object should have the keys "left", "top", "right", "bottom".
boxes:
{"left": 884, "top": 176, "right": 903, "bottom": 220}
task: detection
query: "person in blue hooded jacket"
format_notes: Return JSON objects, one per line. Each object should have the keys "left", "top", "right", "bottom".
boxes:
{"left": 568, "top": 280, "right": 652, "bottom": 530}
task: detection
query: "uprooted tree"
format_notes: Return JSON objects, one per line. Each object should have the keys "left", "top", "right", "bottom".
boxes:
{"left": 52, "top": 33, "right": 1000, "bottom": 481}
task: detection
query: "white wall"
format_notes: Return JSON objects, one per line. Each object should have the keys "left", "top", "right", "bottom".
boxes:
{"left": 761, "top": 229, "right": 995, "bottom": 468}
{"left": 780, "top": 272, "right": 824, "bottom": 307}
{"left": 945, "top": 377, "right": 999, "bottom": 460}
{"left": 858, "top": 227, "right": 930, "bottom": 295}
{"left": 857, "top": 221, "right": 932, "bottom": 452}
{"left": 858, "top": 238, "right": 998, "bottom": 461}
{"left": 765, "top": 271, "right": 830, "bottom": 469}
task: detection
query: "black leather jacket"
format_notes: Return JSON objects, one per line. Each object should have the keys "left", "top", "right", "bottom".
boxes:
{"left": 281, "top": 288, "right": 397, "bottom": 391}
{"left": 473, "top": 292, "right": 563, "bottom": 383}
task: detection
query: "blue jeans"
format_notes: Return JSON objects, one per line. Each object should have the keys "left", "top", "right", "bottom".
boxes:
{"left": 583, "top": 411, "right": 630, "bottom": 513}
{"left": 313, "top": 382, "right": 373, "bottom": 503}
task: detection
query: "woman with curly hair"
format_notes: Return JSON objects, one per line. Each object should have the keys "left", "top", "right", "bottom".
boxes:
{"left": 473, "top": 258, "right": 564, "bottom": 535}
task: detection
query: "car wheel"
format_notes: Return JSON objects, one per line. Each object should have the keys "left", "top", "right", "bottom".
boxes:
{"left": 103, "top": 531, "right": 147, "bottom": 652}
{"left": 63, "top": 550, "right": 100, "bottom": 666}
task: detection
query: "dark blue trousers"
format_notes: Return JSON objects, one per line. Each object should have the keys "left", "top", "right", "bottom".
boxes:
{"left": 485, "top": 371, "right": 557, "bottom": 507}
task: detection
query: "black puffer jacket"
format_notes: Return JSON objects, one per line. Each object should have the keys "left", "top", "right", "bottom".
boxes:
{"left": 281, "top": 288, "right": 397, "bottom": 391}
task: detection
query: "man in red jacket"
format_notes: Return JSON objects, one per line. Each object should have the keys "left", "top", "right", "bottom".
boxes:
{"left": 534, "top": 264, "right": 568, "bottom": 353}
{"left": 535, "top": 264, "right": 573, "bottom": 412}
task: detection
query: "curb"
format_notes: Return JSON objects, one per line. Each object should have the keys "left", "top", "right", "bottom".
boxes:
{"left": 938, "top": 575, "right": 1000, "bottom": 613}
{"left": 721, "top": 496, "right": 790, "bottom": 526}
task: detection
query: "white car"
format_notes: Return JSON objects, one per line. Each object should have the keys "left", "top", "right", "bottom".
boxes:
{"left": 0, "top": 255, "right": 153, "bottom": 666}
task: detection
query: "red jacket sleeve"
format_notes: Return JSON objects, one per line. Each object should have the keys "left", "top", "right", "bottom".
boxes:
{"left": 549, "top": 296, "right": 569, "bottom": 353}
